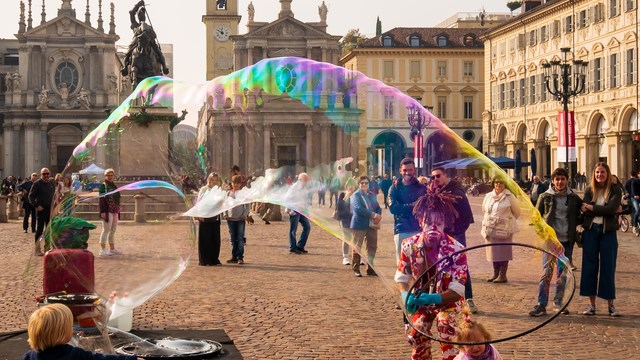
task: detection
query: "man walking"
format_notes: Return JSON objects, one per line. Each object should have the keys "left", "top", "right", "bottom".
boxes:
{"left": 287, "top": 173, "right": 312, "bottom": 254}
{"left": 18, "top": 173, "right": 38, "bottom": 233}
{"left": 389, "top": 158, "right": 426, "bottom": 262}
{"left": 28, "top": 168, "right": 55, "bottom": 256}
{"left": 529, "top": 175, "right": 548, "bottom": 204}
{"left": 529, "top": 168, "right": 582, "bottom": 316}
{"left": 430, "top": 166, "right": 477, "bottom": 313}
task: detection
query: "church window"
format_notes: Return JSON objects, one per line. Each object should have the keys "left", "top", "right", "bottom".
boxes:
{"left": 276, "top": 63, "right": 297, "bottom": 93}
{"left": 55, "top": 61, "right": 79, "bottom": 94}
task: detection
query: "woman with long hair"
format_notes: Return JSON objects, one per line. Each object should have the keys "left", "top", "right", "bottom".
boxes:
{"left": 580, "top": 162, "right": 622, "bottom": 316}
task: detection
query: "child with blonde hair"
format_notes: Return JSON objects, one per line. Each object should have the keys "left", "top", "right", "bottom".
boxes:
{"left": 22, "top": 303, "right": 141, "bottom": 360}
{"left": 453, "top": 309, "right": 503, "bottom": 360}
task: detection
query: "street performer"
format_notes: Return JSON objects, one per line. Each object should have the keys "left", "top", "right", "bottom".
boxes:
{"left": 395, "top": 183, "right": 468, "bottom": 360}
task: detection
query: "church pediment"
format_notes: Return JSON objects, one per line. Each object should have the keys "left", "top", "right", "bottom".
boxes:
{"left": 25, "top": 14, "right": 111, "bottom": 39}
{"left": 245, "top": 17, "right": 332, "bottom": 39}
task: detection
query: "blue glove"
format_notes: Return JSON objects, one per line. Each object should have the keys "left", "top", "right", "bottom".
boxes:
{"left": 411, "top": 293, "right": 443, "bottom": 307}
{"left": 401, "top": 291, "right": 418, "bottom": 314}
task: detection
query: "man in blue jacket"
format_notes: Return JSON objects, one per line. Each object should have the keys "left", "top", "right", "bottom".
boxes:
{"left": 389, "top": 158, "right": 426, "bottom": 263}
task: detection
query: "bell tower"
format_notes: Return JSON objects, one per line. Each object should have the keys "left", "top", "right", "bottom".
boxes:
{"left": 203, "top": 0, "right": 241, "bottom": 80}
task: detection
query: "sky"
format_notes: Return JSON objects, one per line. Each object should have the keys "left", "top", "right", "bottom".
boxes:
{"left": 1, "top": 0, "right": 511, "bottom": 125}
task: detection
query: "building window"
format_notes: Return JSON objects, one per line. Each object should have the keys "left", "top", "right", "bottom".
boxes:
{"left": 552, "top": 20, "right": 561, "bottom": 38}
{"left": 499, "top": 83, "right": 506, "bottom": 110}
{"left": 539, "top": 74, "right": 547, "bottom": 102}
{"left": 610, "top": 53, "right": 619, "bottom": 88}
{"left": 529, "top": 75, "right": 537, "bottom": 104}
{"left": 438, "top": 96, "right": 447, "bottom": 119}
{"left": 564, "top": 15, "right": 574, "bottom": 33}
{"left": 529, "top": 30, "right": 537, "bottom": 46}
{"left": 593, "top": 57, "right": 603, "bottom": 92}
{"left": 519, "top": 78, "right": 527, "bottom": 106}
{"left": 594, "top": 3, "right": 605, "bottom": 22}
{"left": 578, "top": 9, "right": 589, "bottom": 28}
{"left": 508, "top": 81, "right": 515, "bottom": 107}
{"left": 410, "top": 61, "right": 421, "bottom": 78}
{"left": 627, "top": 48, "right": 637, "bottom": 85}
{"left": 383, "top": 60, "right": 394, "bottom": 78}
{"left": 410, "top": 35, "right": 420, "bottom": 47}
{"left": 382, "top": 36, "right": 393, "bottom": 47}
{"left": 540, "top": 25, "right": 548, "bottom": 42}
{"left": 626, "top": 0, "right": 637, "bottom": 11}
{"left": 463, "top": 35, "right": 476, "bottom": 47}
{"left": 463, "top": 61, "right": 473, "bottom": 77}
{"left": 216, "top": 0, "right": 227, "bottom": 10}
{"left": 437, "top": 36, "right": 448, "bottom": 47}
{"left": 437, "top": 61, "right": 447, "bottom": 77}
{"left": 464, "top": 96, "right": 473, "bottom": 119}
{"left": 384, "top": 96, "right": 394, "bottom": 119}
{"left": 55, "top": 61, "right": 79, "bottom": 94}
{"left": 517, "top": 34, "right": 526, "bottom": 50}
{"left": 610, "top": 0, "right": 619, "bottom": 17}
{"left": 462, "top": 130, "right": 475, "bottom": 142}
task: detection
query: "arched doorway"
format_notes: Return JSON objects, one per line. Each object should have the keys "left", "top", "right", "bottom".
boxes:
{"left": 370, "top": 130, "right": 406, "bottom": 178}
{"left": 49, "top": 125, "right": 83, "bottom": 173}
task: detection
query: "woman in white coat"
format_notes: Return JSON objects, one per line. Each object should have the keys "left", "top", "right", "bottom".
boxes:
{"left": 481, "top": 177, "right": 521, "bottom": 283}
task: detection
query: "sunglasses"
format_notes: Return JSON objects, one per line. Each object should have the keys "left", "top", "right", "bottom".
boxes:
{"left": 430, "top": 174, "right": 442, "bottom": 180}
{"left": 359, "top": 182, "right": 369, "bottom": 185}
{"left": 41, "top": 173, "right": 50, "bottom": 176}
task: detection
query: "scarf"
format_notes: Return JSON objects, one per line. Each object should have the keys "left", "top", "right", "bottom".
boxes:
{"left": 491, "top": 189, "right": 508, "bottom": 203}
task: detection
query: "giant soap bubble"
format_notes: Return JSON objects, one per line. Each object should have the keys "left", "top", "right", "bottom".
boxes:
{"left": 20, "top": 57, "right": 573, "bottom": 352}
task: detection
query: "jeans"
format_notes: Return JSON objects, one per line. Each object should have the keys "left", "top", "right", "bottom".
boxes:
{"left": 451, "top": 232, "right": 473, "bottom": 300}
{"left": 632, "top": 198, "right": 640, "bottom": 227}
{"left": 23, "top": 204, "right": 36, "bottom": 231}
{"left": 537, "top": 242, "right": 571, "bottom": 306}
{"left": 289, "top": 213, "right": 310, "bottom": 251}
{"left": 228, "top": 220, "right": 246, "bottom": 260}
{"left": 394, "top": 230, "right": 420, "bottom": 263}
{"left": 580, "top": 224, "right": 618, "bottom": 300}
{"left": 35, "top": 207, "right": 50, "bottom": 243}
{"left": 329, "top": 191, "right": 338, "bottom": 208}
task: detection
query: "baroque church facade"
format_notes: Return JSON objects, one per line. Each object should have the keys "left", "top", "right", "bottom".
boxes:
{"left": 198, "top": 0, "right": 361, "bottom": 177}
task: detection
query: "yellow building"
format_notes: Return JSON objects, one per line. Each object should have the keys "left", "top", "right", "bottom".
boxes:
{"left": 341, "top": 26, "right": 489, "bottom": 176}
{"left": 483, "top": 0, "right": 639, "bottom": 179}
{"left": 202, "top": 0, "right": 242, "bottom": 80}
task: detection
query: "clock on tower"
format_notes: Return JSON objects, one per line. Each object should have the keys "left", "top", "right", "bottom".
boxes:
{"left": 203, "top": 0, "right": 240, "bottom": 80}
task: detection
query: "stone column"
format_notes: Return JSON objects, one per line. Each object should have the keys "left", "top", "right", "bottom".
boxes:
{"left": 321, "top": 46, "right": 327, "bottom": 63}
{"left": 349, "top": 125, "right": 360, "bottom": 173}
{"left": 263, "top": 123, "right": 271, "bottom": 170}
{"left": 336, "top": 126, "right": 343, "bottom": 160}
{"left": 320, "top": 124, "right": 330, "bottom": 165}
{"left": 232, "top": 124, "right": 240, "bottom": 168}
{"left": 245, "top": 125, "right": 255, "bottom": 173}
{"left": 39, "top": 123, "right": 48, "bottom": 170}
{"left": 305, "top": 123, "right": 313, "bottom": 169}
{"left": 8, "top": 194, "right": 19, "bottom": 220}
{"left": 247, "top": 46, "right": 253, "bottom": 66}
{"left": 24, "top": 121, "right": 36, "bottom": 174}
{"left": 3, "top": 121, "right": 15, "bottom": 177}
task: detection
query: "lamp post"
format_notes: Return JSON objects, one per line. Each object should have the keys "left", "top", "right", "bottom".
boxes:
{"left": 542, "top": 47, "right": 588, "bottom": 184}
{"left": 407, "top": 102, "right": 431, "bottom": 176}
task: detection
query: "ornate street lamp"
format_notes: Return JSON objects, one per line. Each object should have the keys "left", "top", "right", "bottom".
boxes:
{"left": 542, "top": 47, "right": 588, "bottom": 183}
{"left": 407, "top": 101, "right": 432, "bottom": 176}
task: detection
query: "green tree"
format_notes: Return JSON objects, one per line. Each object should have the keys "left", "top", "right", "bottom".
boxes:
{"left": 376, "top": 17, "right": 382, "bottom": 36}
{"left": 507, "top": 1, "right": 522, "bottom": 15}
{"left": 170, "top": 140, "right": 201, "bottom": 177}
{"left": 340, "top": 28, "right": 368, "bottom": 55}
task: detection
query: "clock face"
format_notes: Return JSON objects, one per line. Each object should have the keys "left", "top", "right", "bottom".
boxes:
{"left": 215, "top": 26, "right": 230, "bottom": 42}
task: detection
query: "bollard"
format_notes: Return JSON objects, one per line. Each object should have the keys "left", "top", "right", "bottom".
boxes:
{"left": 0, "top": 196, "right": 7, "bottom": 223}
{"left": 134, "top": 194, "right": 146, "bottom": 223}
{"left": 7, "top": 193, "right": 19, "bottom": 220}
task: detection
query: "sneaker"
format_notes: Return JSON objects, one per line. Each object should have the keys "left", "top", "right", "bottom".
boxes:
{"left": 99, "top": 249, "right": 112, "bottom": 257}
{"left": 342, "top": 257, "right": 350, "bottom": 266}
{"left": 360, "top": 260, "right": 365, "bottom": 265}
{"left": 289, "top": 249, "right": 302, "bottom": 254}
{"left": 237, "top": 259, "right": 244, "bottom": 265}
{"left": 264, "top": 220, "right": 270, "bottom": 225}
{"left": 466, "top": 299, "right": 478, "bottom": 314}
{"left": 226, "top": 258, "right": 238, "bottom": 263}
{"left": 529, "top": 304, "right": 547, "bottom": 317}
{"left": 553, "top": 303, "right": 570, "bottom": 315}
{"left": 23, "top": 229, "right": 27, "bottom": 233}
{"left": 608, "top": 305, "right": 620, "bottom": 317}
{"left": 297, "top": 248, "right": 309, "bottom": 254}
{"left": 110, "top": 248, "right": 122, "bottom": 255}
{"left": 366, "top": 268, "right": 378, "bottom": 276}
{"left": 354, "top": 271, "right": 362, "bottom": 277}
{"left": 582, "top": 305, "right": 596, "bottom": 316}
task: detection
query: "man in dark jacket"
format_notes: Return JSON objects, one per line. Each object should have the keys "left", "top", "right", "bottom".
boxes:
{"left": 630, "top": 170, "right": 640, "bottom": 235}
{"left": 529, "top": 176, "right": 548, "bottom": 204}
{"left": 28, "top": 168, "right": 55, "bottom": 256}
{"left": 18, "top": 173, "right": 38, "bottom": 233}
{"left": 389, "top": 158, "right": 426, "bottom": 262}
{"left": 529, "top": 167, "right": 583, "bottom": 316}
{"left": 379, "top": 174, "right": 392, "bottom": 209}
{"left": 430, "top": 166, "right": 477, "bottom": 313}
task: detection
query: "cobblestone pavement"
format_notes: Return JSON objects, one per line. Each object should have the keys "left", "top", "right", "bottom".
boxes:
{"left": 1, "top": 196, "right": 638, "bottom": 359}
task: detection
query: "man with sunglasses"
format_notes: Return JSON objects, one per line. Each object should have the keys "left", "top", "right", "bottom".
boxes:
{"left": 430, "top": 166, "right": 477, "bottom": 313}
{"left": 28, "top": 168, "right": 55, "bottom": 256}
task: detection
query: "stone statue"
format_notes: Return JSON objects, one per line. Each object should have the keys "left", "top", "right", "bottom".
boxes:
{"left": 107, "top": 72, "right": 118, "bottom": 93}
{"left": 121, "top": 0, "right": 170, "bottom": 88}
{"left": 77, "top": 88, "right": 90, "bottom": 109}
{"left": 37, "top": 86, "right": 50, "bottom": 109}
{"left": 59, "top": 82, "right": 70, "bottom": 106}
{"left": 4, "top": 73, "right": 12, "bottom": 92}
{"left": 248, "top": 2, "right": 255, "bottom": 22}
{"left": 11, "top": 73, "right": 22, "bottom": 92}
{"left": 318, "top": 1, "right": 328, "bottom": 23}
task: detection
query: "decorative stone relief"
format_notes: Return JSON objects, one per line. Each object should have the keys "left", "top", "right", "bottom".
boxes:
{"left": 606, "top": 107, "right": 619, "bottom": 129}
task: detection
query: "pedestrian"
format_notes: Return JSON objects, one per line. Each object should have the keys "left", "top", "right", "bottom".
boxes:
{"left": 317, "top": 176, "right": 326, "bottom": 207}
{"left": 453, "top": 310, "right": 503, "bottom": 360}
{"left": 480, "top": 176, "right": 521, "bottom": 283}
{"left": 98, "top": 168, "right": 122, "bottom": 257}
{"left": 350, "top": 175, "right": 382, "bottom": 277}
{"left": 389, "top": 158, "right": 426, "bottom": 262}
{"left": 286, "top": 172, "right": 312, "bottom": 254}
{"left": 379, "top": 174, "right": 392, "bottom": 209}
{"left": 337, "top": 178, "right": 357, "bottom": 265}
{"left": 528, "top": 175, "right": 548, "bottom": 204}
{"left": 396, "top": 184, "right": 468, "bottom": 360}
{"left": 529, "top": 168, "right": 582, "bottom": 317}
{"left": 28, "top": 168, "right": 55, "bottom": 256}
{"left": 21, "top": 303, "right": 141, "bottom": 360}
{"left": 579, "top": 162, "right": 622, "bottom": 316}
{"left": 18, "top": 173, "right": 38, "bottom": 234}
{"left": 197, "top": 172, "right": 222, "bottom": 266}
{"left": 630, "top": 170, "right": 640, "bottom": 235}
{"left": 430, "top": 166, "right": 477, "bottom": 312}
{"left": 329, "top": 174, "right": 340, "bottom": 208}
{"left": 226, "top": 175, "right": 250, "bottom": 264}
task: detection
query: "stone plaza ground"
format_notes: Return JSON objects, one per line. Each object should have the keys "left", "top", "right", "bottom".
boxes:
{"left": 1, "top": 195, "right": 639, "bottom": 359}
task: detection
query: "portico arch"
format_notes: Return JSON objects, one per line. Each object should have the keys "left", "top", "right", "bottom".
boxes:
{"left": 48, "top": 125, "right": 83, "bottom": 173}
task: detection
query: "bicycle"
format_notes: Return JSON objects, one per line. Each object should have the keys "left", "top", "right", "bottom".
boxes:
{"left": 619, "top": 214, "right": 629, "bottom": 233}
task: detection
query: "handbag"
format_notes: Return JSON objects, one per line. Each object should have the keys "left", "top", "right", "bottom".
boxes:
{"left": 575, "top": 225, "right": 584, "bottom": 248}
{"left": 360, "top": 192, "right": 381, "bottom": 230}
{"left": 486, "top": 216, "right": 511, "bottom": 240}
